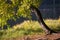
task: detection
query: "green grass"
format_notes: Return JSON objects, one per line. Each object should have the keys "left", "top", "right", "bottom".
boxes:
{"left": 0, "top": 19, "right": 60, "bottom": 40}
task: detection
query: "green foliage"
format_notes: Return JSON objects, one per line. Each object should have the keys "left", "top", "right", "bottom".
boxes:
{"left": 0, "top": 0, "right": 42, "bottom": 28}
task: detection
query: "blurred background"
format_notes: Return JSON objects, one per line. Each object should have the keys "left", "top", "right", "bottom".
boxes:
{"left": 34, "top": 0, "right": 60, "bottom": 19}
{"left": 0, "top": 0, "right": 60, "bottom": 40}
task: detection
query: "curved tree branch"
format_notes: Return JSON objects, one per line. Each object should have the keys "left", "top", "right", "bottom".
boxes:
{"left": 30, "top": 5, "right": 57, "bottom": 34}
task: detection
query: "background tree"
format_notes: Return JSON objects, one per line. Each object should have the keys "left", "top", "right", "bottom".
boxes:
{"left": 0, "top": 0, "right": 42, "bottom": 28}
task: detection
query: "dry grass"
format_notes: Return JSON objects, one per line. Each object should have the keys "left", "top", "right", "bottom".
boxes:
{"left": 0, "top": 19, "right": 60, "bottom": 40}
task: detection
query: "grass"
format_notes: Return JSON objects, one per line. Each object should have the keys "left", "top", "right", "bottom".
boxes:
{"left": 0, "top": 19, "right": 60, "bottom": 40}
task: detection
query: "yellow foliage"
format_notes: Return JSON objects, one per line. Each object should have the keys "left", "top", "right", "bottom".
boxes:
{"left": 13, "top": 19, "right": 60, "bottom": 31}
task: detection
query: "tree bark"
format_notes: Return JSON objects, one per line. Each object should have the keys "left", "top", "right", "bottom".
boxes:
{"left": 30, "top": 5, "right": 57, "bottom": 34}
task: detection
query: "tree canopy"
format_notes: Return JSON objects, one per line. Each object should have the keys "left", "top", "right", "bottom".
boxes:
{"left": 0, "top": 0, "right": 42, "bottom": 28}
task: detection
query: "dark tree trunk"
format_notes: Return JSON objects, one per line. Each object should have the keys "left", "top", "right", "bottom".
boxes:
{"left": 30, "top": 5, "right": 57, "bottom": 34}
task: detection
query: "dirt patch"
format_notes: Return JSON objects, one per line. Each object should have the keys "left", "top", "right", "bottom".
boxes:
{"left": 8, "top": 33, "right": 60, "bottom": 40}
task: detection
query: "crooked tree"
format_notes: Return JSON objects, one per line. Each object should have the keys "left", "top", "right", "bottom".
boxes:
{"left": 0, "top": 0, "right": 57, "bottom": 34}
{"left": 30, "top": 5, "right": 57, "bottom": 34}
